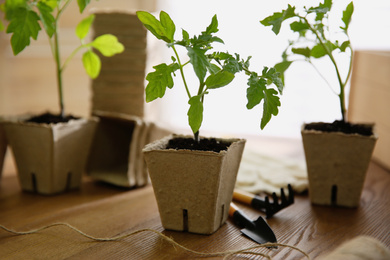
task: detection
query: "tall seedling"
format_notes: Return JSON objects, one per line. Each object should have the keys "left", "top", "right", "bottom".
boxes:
{"left": 137, "top": 11, "right": 283, "bottom": 141}
{"left": 1, "top": 0, "right": 124, "bottom": 118}
{"left": 261, "top": 0, "right": 354, "bottom": 122}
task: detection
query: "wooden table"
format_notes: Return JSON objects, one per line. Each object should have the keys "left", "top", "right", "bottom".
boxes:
{"left": 0, "top": 136, "right": 389, "bottom": 259}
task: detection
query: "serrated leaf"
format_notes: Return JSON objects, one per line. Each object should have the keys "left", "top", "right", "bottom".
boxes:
{"left": 205, "top": 70, "right": 234, "bottom": 89}
{"left": 292, "top": 47, "right": 311, "bottom": 58}
{"left": 76, "top": 14, "right": 94, "bottom": 40}
{"left": 261, "top": 88, "right": 280, "bottom": 129}
{"left": 188, "top": 95, "right": 203, "bottom": 134}
{"left": 82, "top": 50, "right": 101, "bottom": 79}
{"left": 309, "top": 0, "right": 332, "bottom": 21}
{"left": 205, "top": 14, "right": 218, "bottom": 34}
{"left": 4, "top": 0, "right": 26, "bottom": 20}
{"left": 145, "top": 63, "right": 179, "bottom": 102}
{"left": 77, "top": 0, "right": 91, "bottom": 13}
{"left": 187, "top": 46, "right": 210, "bottom": 83}
{"left": 91, "top": 34, "right": 124, "bottom": 57}
{"left": 260, "top": 4, "right": 296, "bottom": 35}
{"left": 37, "top": 1, "right": 55, "bottom": 38}
{"left": 341, "top": 2, "right": 354, "bottom": 31}
{"left": 262, "top": 67, "right": 284, "bottom": 94}
{"left": 6, "top": 7, "right": 41, "bottom": 55}
{"left": 246, "top": 73, "right": 266, "bottom": 109}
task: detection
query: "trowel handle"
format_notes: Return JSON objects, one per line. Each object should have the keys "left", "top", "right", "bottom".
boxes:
{"left": 229, "top": 203, "right": 254, "bottom": 229}
{"left": 233, "top": 189, "right": 255, "bottom": 205}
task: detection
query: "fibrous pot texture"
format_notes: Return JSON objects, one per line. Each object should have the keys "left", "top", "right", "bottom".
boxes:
{"left": 3, "top": 116, "right": 97, "bottom": 195}
{"left": 301, "top": 122, "right": 377, "bottom": 207}
{"left": 143, "top": 134, "right": 246, "bottom": 234}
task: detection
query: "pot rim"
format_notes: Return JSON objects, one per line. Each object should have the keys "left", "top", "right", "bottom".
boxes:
{"left": 301, "top": 121, "right": 378, "bottom": 139}
{"left": 1, "top": 112, "right": 98, "bottom": 129}
{"left": 142, "top": 134, "right": 246, "bottom": 155}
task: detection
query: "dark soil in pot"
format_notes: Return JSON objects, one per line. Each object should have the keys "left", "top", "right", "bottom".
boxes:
{"left": 167, "top": 137, "right": 232, "bottom": 152}
{"left": 304, "top": 120, "right": 373, "bottom": 136}
{"left": 26, "top": 112, "right": 78, "bottom": 124}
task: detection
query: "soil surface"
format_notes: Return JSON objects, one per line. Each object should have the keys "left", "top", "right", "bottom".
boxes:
{"left": 25, "top": 112, "right": 78, "bottom": 124}
{"left": 167, "top": 137, "right": 232, "bottom": 152}
{"left": 304, "top": 120, "right": 374, "bottom": 136}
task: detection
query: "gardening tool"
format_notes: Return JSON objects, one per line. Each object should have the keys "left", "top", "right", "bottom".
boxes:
{"left": 229, "top": 202, "right": 277, "bottom": 244}
{"left": 233, "top": 184, "right": 294, "bottom": 218}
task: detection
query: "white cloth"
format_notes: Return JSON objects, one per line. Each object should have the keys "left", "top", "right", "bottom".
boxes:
{"left": 236, "top": 148, "right": 308, "bottom": 196}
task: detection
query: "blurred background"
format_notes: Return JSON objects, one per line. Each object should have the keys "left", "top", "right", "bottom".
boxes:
{"left": 1, "top": 0, "right": 389, "bottom": 138}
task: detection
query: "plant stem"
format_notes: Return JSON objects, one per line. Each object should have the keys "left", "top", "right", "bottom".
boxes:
{"left": 53, "top": 0, "right": 73, "bottom": 118}
{"left": 54, "top": 16, "right": 64, "bottom": 118}
{"left": 303, "top": 16, "right": 347, "bottom": 121}
{"left": 61, "top": 45, "right": 84, "bottom": 72}
{"left": 171, "top": 45, "right": 191, "bottom": 99}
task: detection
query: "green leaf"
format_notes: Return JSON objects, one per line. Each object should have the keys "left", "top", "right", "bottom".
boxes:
{"left": 205, "top": 70, "right": 234, "bottom": 89}
{"left": 187, "top": 46, "right": 209, "bottom": 83}
{"left": 0, "top": 19, "right": 4, "bottom": 31}
{"left": 136, "top": 11, "right": 175, "bottom": 43}
{"left": 37, "top": 1, "right": 55, "bottom": 38}
{"left": 339, "top": 40, "right": 350, "bottom": 52}
{"left": 159, "top": 11, "right": 175, "bottom": 42}
{"left": 76, "top": 14, "right": 95, "bottom": 40}
{"left": 6, "top": 7, "right": 41, "bottom": 55}
{"left": 292, "top": 47, "right": 311, "bottom": 58}
{"left": 290, "top": 21, "right": 309, "bottom": 33}
{"left": 77, "top": 0, "right": 91, "bottom": 13}
{"left": 91, "top": 34, "right": 124, "bottom": 57}
{"left": 341, "top": 2, "right": 354, "bottom": 31}
{"left": 145, "top": 63, "right": 180, "bottom": 102}
{"left": 188, "top": 95, "right": 203, "bottom": 134}
{"left": 311, "top": 41, "right": 336, "bottom": 58}
{"left": 261, "top": 88, "right": 280, "bottom": 129}
{"left": 311, "top": 44, "right": 326, "bottom": 58}
{"left": 260, "top": 4, "right": 296, "bottom": 35}
{"left": 82, "top": 50, "right": 101, "bottom": 79}
{"left": 246, "top": 73, "right": 266, "bottom": 109}
{"left": 205, "top": 15, "right": 218, "bottom": 34}
{"left": 208, "top": 63, "right": 221, "bottom": 74}
{"left": 40, "top": 0, "right": 58, "bottom": 9}
{"left": 3, "top": 0, "right": 26, "bottom": 20}
{"left": 262, "top": 67, "right": 284, "bottom": 94}
{"left": 274, "top": 60, "right": 292, "bottom": 84}
{"left": 182, "top": 29, "right": 189, "bottom": 44}
{"left": 308, "top": 0, "right": 332, "bottom": 21}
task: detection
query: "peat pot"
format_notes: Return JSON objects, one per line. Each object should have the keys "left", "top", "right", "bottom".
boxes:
{"left": 301, "top": 122, "right": 378, "bottom": 207}
{"left": 2, "top": 115, "right": 97, "bottom": 195}
{"left": 143, "top": 135, "right": 246, "bottom": 235}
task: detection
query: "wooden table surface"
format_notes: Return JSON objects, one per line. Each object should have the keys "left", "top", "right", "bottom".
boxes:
{"left": 0, "top": 136, "right": 389, "bottom": 259}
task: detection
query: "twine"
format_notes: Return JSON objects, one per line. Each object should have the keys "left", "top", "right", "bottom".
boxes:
{"left": 0, "top": 223, "right": 310, "bottom": 259}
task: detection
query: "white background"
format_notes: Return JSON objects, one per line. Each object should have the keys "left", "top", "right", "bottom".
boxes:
{"left": 145, "top": 0, "right": 390, "bottom": 138}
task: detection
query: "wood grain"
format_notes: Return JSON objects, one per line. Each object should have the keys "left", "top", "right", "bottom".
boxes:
{"left": 0, "top": 139, "right": 389, "bottom": 259}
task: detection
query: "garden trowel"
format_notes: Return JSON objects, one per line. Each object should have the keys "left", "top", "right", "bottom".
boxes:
{"left": 229, "top": 202, "right": 277, "bottom": 244}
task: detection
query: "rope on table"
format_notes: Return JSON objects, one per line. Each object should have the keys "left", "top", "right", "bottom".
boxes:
{"left": 0, "top": 223, "right": 311, "bottom": 259}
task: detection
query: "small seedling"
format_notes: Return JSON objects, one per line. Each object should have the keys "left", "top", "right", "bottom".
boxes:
{"left": 1, "top": 0, "right": 125, "bottom": 118}
{"left": 137, "top": 11, "right": 283, "bottom": 141}
{"left": 261, "top": 0, "right": 354, "bottom": 122}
